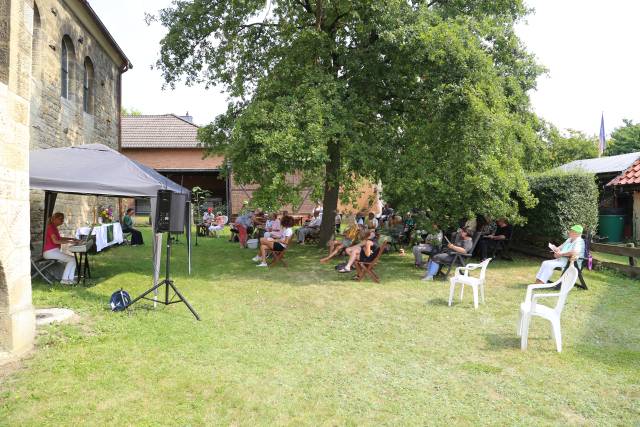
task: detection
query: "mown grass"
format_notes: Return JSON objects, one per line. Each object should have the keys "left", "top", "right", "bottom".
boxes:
{"left": 1, "top": 229, "right": 639, "bottom": 426}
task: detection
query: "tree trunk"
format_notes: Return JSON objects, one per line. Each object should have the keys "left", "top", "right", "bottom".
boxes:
{"left": 319, "top": 140, "right": 340, "bottom": 246}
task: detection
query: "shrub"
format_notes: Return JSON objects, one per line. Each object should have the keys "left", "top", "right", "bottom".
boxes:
{"left": 520, "top": 171, "right": 599, "bottom": 241}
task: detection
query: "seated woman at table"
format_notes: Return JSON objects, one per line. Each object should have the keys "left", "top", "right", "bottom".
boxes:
{"left": 122, "top": 208, "right": 144, "bottom": 245}
{"left": 252, "top": 215, "right": 295, "bottom": 267}
{"left": 320, "top": 215, "right": 360, "bottom": 263}
{"left": 42, "top": 212, "right": 80, "bottom": 285}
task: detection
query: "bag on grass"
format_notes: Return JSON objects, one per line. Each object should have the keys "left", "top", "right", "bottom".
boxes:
{"left": 110, "top": 289, "right": 131, "bottom": 312}
{"left": 335, "top": 262, "right": 347, "bottom": 271}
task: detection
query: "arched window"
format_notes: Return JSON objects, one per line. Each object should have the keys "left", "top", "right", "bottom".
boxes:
{"left": 31, "top": 4, "right": 41, "bottom": 75}
{"left": 83, "top": 57, "right": 94, "bottom": 114}
{"left": 60, "top": 35, "right": 74, "bottom": 99}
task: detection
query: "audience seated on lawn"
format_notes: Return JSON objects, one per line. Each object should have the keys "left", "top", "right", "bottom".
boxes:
{"left": 477, "top": 218, "right": 512, "bottom": 260}
{"left": 253, "top": 215, "right": 295, "bottom": 267}
{"left": 321, "top": 215, "right": 361, "bottom": 264}
{"left": 297, "top": 210, "right": 322, "bottom": 244}
{"left": 422, "top": 227, "right": 473, "bottom": 281}
{"left": 476, "top": 215, "right": 496, "bottom": 236}
{"left": 535, "top": 224, "right": 584, "bottom": 284}
{"left": 412, "top": 223, "right": 443, "bottom": 267}
{"left": 338, "top": 229, "right": 379, "bottom": 273}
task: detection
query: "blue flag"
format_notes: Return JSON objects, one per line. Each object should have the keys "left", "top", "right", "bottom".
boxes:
{"left": 599, "top": 113, "right": 606, "bottom": 154}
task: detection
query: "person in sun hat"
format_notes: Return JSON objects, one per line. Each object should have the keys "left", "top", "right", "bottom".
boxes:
{"left": 534, "top": 224, "right": 585, "bottom": 284}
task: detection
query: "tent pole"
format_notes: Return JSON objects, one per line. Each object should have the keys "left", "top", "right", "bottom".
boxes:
{"left": 187, "top": 201, "right": 192, "bottom": 275}
{"left": 41, "top": 191, "right": 58, "bottom": 252}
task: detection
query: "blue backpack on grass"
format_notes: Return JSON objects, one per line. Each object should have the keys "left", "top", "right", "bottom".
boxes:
{"left": 110, "top": 289, "right": 131, "bottom": 312}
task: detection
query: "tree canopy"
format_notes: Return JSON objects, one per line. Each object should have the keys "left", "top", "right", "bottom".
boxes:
{"left": 605, "top": 119, "right": 640, "bottom": 156}
{"left": 154, "top": 0, "right": 544, "bottom": 240}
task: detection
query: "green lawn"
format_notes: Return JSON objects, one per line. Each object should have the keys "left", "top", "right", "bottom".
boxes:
{"left": 1, "top": 229, "right": 639, "bottom": 425}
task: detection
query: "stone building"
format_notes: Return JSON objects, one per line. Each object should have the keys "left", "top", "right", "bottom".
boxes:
{"left": 0, "top": 0, "right": 129, "bottom": 355}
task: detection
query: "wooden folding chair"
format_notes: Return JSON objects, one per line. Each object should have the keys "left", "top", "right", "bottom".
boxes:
{"left": 267, "top": 248, "right": 288, "bottom": 267}
{"left": 354, "top": 242, "right": 387, "bottom": 283}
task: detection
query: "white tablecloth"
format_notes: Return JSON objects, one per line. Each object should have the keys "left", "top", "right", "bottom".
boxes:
{"left": 76, "top": 223, "right": 124, "bottom": 252}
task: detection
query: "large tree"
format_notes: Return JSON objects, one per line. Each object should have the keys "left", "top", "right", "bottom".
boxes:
{"left": 154, "top": 0, "right": 542, "bottom": 241}
{"left": 605, "top": 119, "right": 640, "bottom": 156}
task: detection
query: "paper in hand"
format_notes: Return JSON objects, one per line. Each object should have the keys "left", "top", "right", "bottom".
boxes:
{"left": 548, "top": 243, "right": 558, "bottom": 252}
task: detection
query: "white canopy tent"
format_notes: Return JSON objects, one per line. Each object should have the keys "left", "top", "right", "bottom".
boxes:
{"left": 29, "top": 144, "right": 193, "bottom": 289}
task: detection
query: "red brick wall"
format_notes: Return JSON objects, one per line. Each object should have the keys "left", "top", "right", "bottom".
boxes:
{"left": 122, "top": 148, "right": 225, "bottom": 170}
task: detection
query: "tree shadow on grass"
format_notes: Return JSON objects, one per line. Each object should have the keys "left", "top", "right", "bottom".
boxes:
{"left": 482, "top": 333, "right": 521, "bottom": 351}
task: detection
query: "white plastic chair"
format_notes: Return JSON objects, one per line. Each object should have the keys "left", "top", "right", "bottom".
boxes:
{"left": 518, "top": 264, "right": 578, "bottom": 352}
{"left": 448, "top": 258, "right": 491, "bottom": 309}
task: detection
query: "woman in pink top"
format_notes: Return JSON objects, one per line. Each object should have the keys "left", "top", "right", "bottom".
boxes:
{"left": 42, "top": 212, "right": 80, "bottom": 284}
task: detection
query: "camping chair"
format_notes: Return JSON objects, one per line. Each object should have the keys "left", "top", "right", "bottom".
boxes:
{"left": 437, "top": 232, "right": 483, "bottom": 279}
{"left": 30, "top": 244, "right": 57, "bottom": 285}
{"left": 354, "top": 242, "right": 388, "bottom": 283}
{"left": 267, "top": 247, "right": 288, "bottom": 268}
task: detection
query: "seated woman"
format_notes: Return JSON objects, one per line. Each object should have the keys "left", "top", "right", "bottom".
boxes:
{"left": 208, "top": 212, "right": 226, "bottom": 237}
{"left": 263, "top": 212, "right": 281, "bottom": 239}
{"left": 42, "top": 212, "right": 80, "bottom": 284}
{"left": 422, "top": 227, "right": 473, "bottom": 281}
{"left": 338, "top": 230, "right": 379, "bottom": 273}
{"left": 122, "top": 208, "right": 144, "bottom": 245}
{"left": 252, "top": 215, "right": 295, "bottom": 267}
{"left": 320, "top": 215, "right": 360, "bottom": 263}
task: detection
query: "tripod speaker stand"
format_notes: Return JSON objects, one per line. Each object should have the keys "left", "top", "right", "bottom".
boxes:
{"left": 128, "top": 234, "right": 200, "bottom": 320}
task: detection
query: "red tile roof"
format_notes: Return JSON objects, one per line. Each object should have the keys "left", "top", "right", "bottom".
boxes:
{"left": 121, "top": 114, "right": 201, "bottom": 148}
{"left": 607, "top": 158, "right": 640, "bottom": 186}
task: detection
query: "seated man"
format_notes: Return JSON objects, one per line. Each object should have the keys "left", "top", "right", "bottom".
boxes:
{"left": 412, "top": 223, "right": 443, "bottom": 267}
{"left": 535, "top": 225, "right": 584, "bottom": 284}
{"left": 297, "top": 211, "right": 322, "bottom": 244}
{"left": 122, "top": 208, "right": 144, "bottom": 245}
{"left": 200, "top": 207, "right": 214, "bottom": 236}
{"left": 422, "top": 227, "right": 473, "bottom": 281}
{"left": 477, "top": 218, "right": 512, "bottom": 260}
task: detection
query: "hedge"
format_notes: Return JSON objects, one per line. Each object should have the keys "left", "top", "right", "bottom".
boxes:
{"left": 520, "top": 170, "right": 599, "bottom": 241}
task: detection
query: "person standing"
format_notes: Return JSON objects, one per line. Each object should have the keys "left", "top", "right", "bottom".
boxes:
{"left": 235, "top": 212, "right": 254, "bottom": 248}
{"left": 122, "top": 208, "right": 144, "bottom": 245}
{"left": 42, "top": 212, "right": 80, "bottom": 284}
{"left": 535, "top": 225, "right": 585, "bottom": 283}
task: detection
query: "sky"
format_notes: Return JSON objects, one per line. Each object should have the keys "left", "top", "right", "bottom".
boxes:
{"left": 90, "top": 0, "right": 640, "bottom": 136}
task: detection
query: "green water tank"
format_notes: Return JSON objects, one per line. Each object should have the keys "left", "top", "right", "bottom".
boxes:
{"left": 598, "top": 215, "right": 625, "bottom": 243}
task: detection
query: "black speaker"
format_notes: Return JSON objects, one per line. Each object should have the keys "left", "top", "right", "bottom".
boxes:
{"left": 155, "top": 190, "right": 172, "bottom": 233}
{"left": 169, "top": 193, "right": 187, "bottom": 234}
